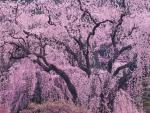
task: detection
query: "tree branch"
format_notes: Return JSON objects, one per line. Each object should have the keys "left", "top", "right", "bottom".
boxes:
{"left": 9, "top": 31, "right": 78, "bottom": 103}
{"left": 113, "top": 54, "right": 137, "bottom": 76}
{"left": 107, "top": 44, "right": 132, "bottom": 73}
{"left": 111, "top": 13, "right": 126, "bottom": 48}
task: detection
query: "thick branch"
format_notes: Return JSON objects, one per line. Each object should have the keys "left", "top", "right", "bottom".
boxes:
{"left": 113, "top": 54, "right": 137, "bottom": 76}
{"left": 49, "top": 64, "right": 78, "bottom": 102}
{"left": 52, "top": 38, "right": 91, "bottom": 75}
{"left": 119, "top": 44, "right": 132, "bottom": 54}
{"left": 84, "top": 20, "right": 113, "bottom": 75}
{"left": 107, "top": 44, "right": 132, "bottom": 73}
{"left": 34, "top": 57, "right": 78, "bottom": 102}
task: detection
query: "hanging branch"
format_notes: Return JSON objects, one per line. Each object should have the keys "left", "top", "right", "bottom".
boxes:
{"left": 9, "top": 30, "right": 78, "bottom": 103}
